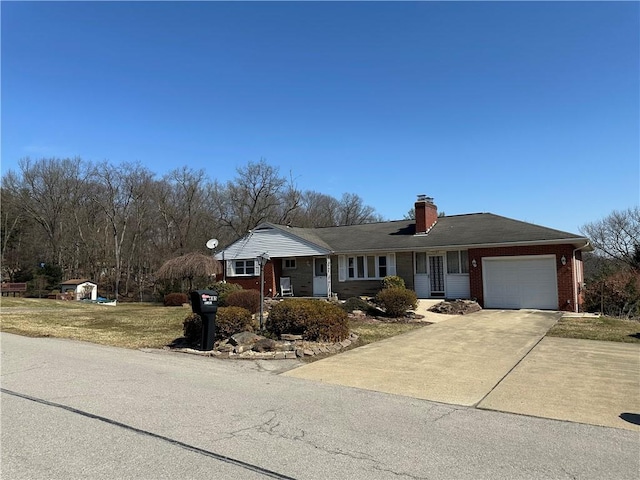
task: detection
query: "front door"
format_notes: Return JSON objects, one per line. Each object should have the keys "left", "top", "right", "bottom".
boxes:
{"left": 429, "top": 255, "right": 445, "bottom": 297}
{"left": 313, "top": 257, "right": 328, "bottom": 297}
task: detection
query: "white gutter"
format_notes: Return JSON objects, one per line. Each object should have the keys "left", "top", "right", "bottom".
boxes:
{"left": 572, "top": 241, "right": 591, "bottom": 313}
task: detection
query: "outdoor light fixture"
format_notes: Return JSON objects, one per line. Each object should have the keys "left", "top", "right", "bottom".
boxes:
{"left": 561, "top": 255, "right": 567, "bottom": 266}
{"left": 471, "top": 259, "right": 477, "bottom": 268}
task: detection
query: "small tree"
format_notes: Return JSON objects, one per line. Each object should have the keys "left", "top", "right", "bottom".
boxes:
{"left": 156, "top": 252, "right": 222, "bottom": 291}
{"left": 581, "top": 207, "right": 640, "bottom": 270}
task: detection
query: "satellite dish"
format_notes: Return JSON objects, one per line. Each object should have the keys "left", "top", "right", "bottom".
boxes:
{"left": 206, "top": 238, "right": 219, "bottom": 250}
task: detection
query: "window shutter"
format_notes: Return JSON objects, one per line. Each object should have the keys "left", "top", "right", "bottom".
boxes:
{"left": 388, "top": 253, "right": 396, "bottom": 276}
{"left": 338, "top": 255, "right": 346, "bottom": 282}
{"left": 254, "top": 259, "right": 260, "bottom": 276}
{"left": 226, "top": 260, "right": 233, "bottom": 277}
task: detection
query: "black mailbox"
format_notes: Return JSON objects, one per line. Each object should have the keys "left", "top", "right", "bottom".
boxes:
{"left": 189, "top": 290, "right": 218, "bottom": 351}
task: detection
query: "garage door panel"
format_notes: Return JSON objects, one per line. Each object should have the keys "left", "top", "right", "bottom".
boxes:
{"left": 483, "top": 256, "right": 558, "bottom": 310}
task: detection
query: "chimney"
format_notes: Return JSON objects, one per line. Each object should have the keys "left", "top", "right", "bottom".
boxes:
{"left": 415, "top": 195, "right": 438, "bottom": 234}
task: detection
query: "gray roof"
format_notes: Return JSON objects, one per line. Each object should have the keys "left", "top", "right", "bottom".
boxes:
{"left": 260, "top": 213, "right": 590, "bottom": 254}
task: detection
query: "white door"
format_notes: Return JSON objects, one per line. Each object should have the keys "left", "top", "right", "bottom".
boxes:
{"left": 483, "top": 255, "right": 558, "bottom": 310}
{"left": 313, "top": 257, "right": 328, "bottom": 297}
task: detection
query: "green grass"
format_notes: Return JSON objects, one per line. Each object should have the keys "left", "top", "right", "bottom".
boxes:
{"left": 1, "top": 298, "right": 425, "bottom": 350}
{"left": 547, "top": 316, "right": 640, "bottom": 344}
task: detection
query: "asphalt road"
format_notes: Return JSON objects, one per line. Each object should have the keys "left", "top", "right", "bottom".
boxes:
{"left": 2, "top": 333, "right": 638, "bottom": 479}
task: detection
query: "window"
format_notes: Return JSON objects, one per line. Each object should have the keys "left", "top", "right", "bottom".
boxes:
{"left": 283, "top": 258, "right": 297, "bottom": 269}
{"left": 415, "top": 252, "right": 428, "bottom": 274}
{"left": 446, "top": 251, "right": 469, "bottom": 274}
{"left": 347, "top": 255, "right": 389, "bottom": 279}
{"left": 230, "top": 259, "right": 256, "bottom": 276}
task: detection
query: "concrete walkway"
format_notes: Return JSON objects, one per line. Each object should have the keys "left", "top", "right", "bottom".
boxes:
{"left": 284, "top": 309, "right": 560, "bottom": 406}
{"left": 284, "top": 309, "right": 640, "bottom": 431}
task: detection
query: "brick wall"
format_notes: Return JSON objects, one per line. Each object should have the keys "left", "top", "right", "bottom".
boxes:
{"left": 468, "top": 244, "right": 579, "bottom": 311}
{"left": 225, "top": 261, "right": 277, "bottom": 297}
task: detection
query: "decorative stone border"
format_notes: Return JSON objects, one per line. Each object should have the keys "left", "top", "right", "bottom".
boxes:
{"left": 169, "top": 332, "right": 360, "bottom": 360}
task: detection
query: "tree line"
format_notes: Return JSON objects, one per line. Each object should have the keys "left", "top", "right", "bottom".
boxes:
{"left": 1, "top": 157, "right": 382, "bottom": 300}
{"left": 580, "top": 206, "right": 639, "bottom": 318}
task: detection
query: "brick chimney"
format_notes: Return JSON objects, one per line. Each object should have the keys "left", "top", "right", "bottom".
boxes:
{"left": 415, "top": 195, "right": 438, "bottom": 234}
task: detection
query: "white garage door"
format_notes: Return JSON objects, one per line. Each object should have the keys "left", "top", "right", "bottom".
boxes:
{"left": 483, "top": 255, "right": 558, "bottom": 310}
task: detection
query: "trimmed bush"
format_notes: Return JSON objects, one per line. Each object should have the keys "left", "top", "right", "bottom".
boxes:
{"left": 382, "top": 275, "right": 406, "bottom": 290}
{"left": 182, "top": 306, "right": 254, "bottom": 345}
{"left": 266, "top": 299, "right": 349, "bottom": 342}
{"left": 183, "top": 312, "right": 202, "bottom": 344}
{"left": 226, "top": 289, "right": 262, "bottom": 314}
{"left": 164, "top": 292, "right": 188, "bottom": 306}
{"left": 210, "top": 281, "right": 243, "bottom": 307}
{"left": 216, "top": 306, "right": 255, "bottom": 340}
{"left": 375, "top": 287, "right": 418, "bottom": 318}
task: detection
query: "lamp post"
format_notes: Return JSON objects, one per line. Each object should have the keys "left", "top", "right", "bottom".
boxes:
{"left": 257, "top": 252, "right": 270, "bottom": 330}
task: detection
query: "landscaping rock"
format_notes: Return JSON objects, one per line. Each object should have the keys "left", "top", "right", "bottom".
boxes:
{"left": 229, "top": 331, "right": 263, "bottom": 346}
{"left": 252, "top": 338, "right": 277, "bottom": 352}
{"left": 428, "top": 299, "right": 482, "bottom": 315}
{"left": 280, "top": 334, "right": 303, "bottom": 341}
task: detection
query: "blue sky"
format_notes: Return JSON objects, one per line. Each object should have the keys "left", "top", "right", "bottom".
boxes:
{"left": 2, "top": 1, "right": 638, "bottom": 235}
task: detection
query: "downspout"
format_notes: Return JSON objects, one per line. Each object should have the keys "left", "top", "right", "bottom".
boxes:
{"left": 572, "top": 241, "right": 591, "bottom": 313}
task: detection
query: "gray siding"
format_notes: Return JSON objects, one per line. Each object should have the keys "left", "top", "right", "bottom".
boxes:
{"left": 283, "top": 257, "right": 314, "bottom": 297}
{"left": 329, "top": 253, "right": 416, "bottom": 299}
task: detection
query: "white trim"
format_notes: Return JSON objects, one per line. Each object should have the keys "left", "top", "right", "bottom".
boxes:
{"left": 227, "top": 259, "right": 259, "bottom": 277}
{"left": 344, "top": 253, "right": 395, "bottom": 281}
{"left": 338, "top": 255, "right": 346, "bottom": 282}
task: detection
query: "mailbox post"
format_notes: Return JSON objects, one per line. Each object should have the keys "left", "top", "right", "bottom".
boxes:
{"left": 189, "top": 289, "right": 218, "bottom": 351}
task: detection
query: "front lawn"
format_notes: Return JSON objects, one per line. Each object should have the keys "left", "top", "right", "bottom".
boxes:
{"left": 547, "top": 316, "right": 640, "bottom": 344}
{"left": 349, "top": 319, "right": 425, "bottom": 345}
{"left": 0, "top": 298, "right": 426, "bottom": 350}
{"left": 0, "top": 298, "right": 187, "bottom": 349}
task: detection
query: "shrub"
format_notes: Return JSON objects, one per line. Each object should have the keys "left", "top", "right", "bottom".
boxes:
{"left": 266, "top": 299, "right": 349, "bottom": 342}
{"left": 209, "top": 281, "right": 243, "bottom": 307}
{"left": 226, "top": 289, "right": 262, "bottom": 314}
{"left": 382, "top": 275, "right": 406, "bottom": 290}
{"left": 183, "top": 312, "right": 202, "bottom": 345}
{"left": 583, "top": 269, "right": 640, "bottom": 318}
{"left": 342, "top": 297, "right": 376, "bottom": 314}
{"left": 164, "top": 292, "right": 188, "bottom": 306}
{"left": 375, "top": 287, "right": 417, "bottom": 318}
{"left": 182, "top": 306, "right": 255, "bottom": 345}
{"left": 215, "top": 306, "right": 255, "bottom": 340}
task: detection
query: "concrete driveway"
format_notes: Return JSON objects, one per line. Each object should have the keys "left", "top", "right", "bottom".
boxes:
{"left": 284, "top": 310, "right": 640, "bottom": 431}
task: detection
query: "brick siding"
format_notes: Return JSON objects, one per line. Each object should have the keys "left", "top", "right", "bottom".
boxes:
{"left": 468, "top": 244, "right": 580, "bottom": 311}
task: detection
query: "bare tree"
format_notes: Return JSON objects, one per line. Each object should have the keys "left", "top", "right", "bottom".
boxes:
{"left": 336, "top": 193, "right": 383, "bottom": 225}
{"left": 6, "top": 158, "right": 85, "bottom": 269}
{"left": 89, "top": 162, "right": 154, "bottom": 300}
{"left": 155, "top": 167, "right": 212, "bottom": 255}
{"left": 212, "top": 159, "right": 300, "bottom": 237}
{"left": 581, "top": 207, "right": 640, "bottom": 270}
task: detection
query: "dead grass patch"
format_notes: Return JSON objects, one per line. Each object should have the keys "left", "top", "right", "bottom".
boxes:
{"left": 1, "top": 298, "right": 425, "bottom": 350}
{"left": 349, "top": 319, "right": 426, "bottom": 345}
{"left": 547, "top": 316, "right": 640, "bottom": 344}
{"left": 1, "top": 299, "right": 186, "bottom": 349}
